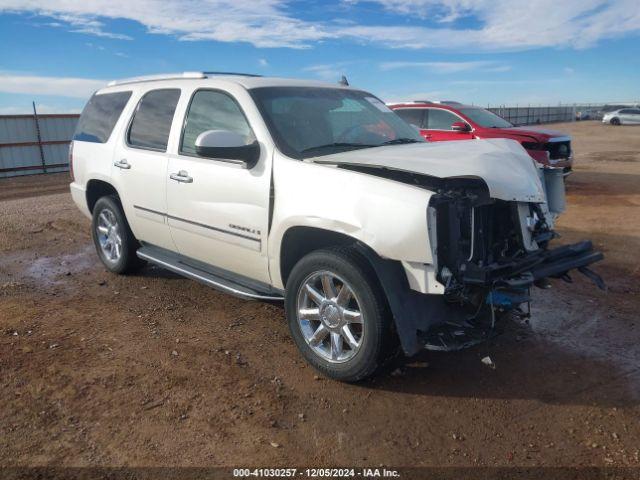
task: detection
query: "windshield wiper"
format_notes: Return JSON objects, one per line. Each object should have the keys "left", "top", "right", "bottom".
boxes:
{"left": 379, "top": 138, "right": 422, "bottom": 145}
{"left": 300, "top": 142, "right": 375, "bottom": 155}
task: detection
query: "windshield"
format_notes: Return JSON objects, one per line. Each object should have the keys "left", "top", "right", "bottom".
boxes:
{"left": 250, "top": 87, "right": 424, "bottom": 159}
{"left": 459, "top": 108, "right": 513, "bottom": 128}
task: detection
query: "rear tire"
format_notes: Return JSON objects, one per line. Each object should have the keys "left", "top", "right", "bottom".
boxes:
{"left": 285, "top": 246, "right": 394, "bottom": 382}
{"left": 610, "top": 117, "right": 620, "bottom": 125}
{"left": 91, "top": 196, "right": 144, "bottom": 274}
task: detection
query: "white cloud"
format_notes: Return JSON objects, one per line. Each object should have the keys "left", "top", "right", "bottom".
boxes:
{"left": 48, "top": 12, "right": 132, "bottom": 39}
{"left": 382, "top": 90, "right": 447, "bottom": 103}
{"left": 451, "top": 79, "right": 560, "bottom": 86}
{"left": 0, "top": 74, "right": 106, "bottom": 98}
{"left": 343, "top": 0, "right": 473, "bottom": 22}
{"left": 379, "top": 60, "right": 509, "bottom": 73}
{"left": 303, "top": 62, "right": 353, "bottom": 81}
{"left": 0, "top": 105, "right": 34, "bottom": 114}
{"left": 0, "top": 0, "right": 329, "bottom": 48}
{"left": 0, "top": 104, "right": 82, "bottom": 114}
{"left": 84, "top": 41, "right": 129, "bottom": 57}
{"left": 343, "top": 0, "right": 640, "bottom": 50}
{"left": 0, "top": 0, "right": 638, "bottom": 50}
{"left": 258, "top": 58, "right": 269, "bottom": 67}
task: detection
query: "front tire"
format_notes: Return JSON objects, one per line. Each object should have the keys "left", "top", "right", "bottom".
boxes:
{"left": 610, "top": 117, "right": 621, "bottom": 125}
{"left": 285, "top": 247, "right": 394, "bottom": 382}
{"left": 91, "top": 196, "right": 144, "bottom": 274}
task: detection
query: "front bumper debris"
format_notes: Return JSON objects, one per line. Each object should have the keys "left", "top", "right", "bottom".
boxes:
{"left": 461, "top": 240, "right": 604, "bottom": 290}
{"left": 420, "top": 241, "right": 604, "bottom": 352}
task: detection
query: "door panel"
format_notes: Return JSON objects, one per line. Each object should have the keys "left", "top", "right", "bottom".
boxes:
{"left": 627, "top": 111, "right": 640, "bottom": 124}
{"left": 620, "top": 110, "right": 632, "bottom": 124}
{"left": 422, "top": 108, "right": 474, "bottom": 141}
{"left": 112, "top": 149, "right": 173, "bottom": 250}
{"left": 166, "top": 89, "right": 272, "bottom": 284}
{"left": 166, "top": 155, "right": 271, "bottom": 283}
{"left": 112, "top": 89, "right": 181, "bottom": 252}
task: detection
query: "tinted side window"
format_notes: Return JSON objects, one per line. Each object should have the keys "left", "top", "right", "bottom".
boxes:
{"left": 128, "top": 89, "right": 181, "bottom": 151}
{"left": 74, "top": 91, "right": 132, "bottom": 143}
{"left": 619, "top": 109, "right": 632, "bottom": 114}
{"left": 395, "top": 109, "right": 424, "bottom": 128}
{"left": 181, "top": 90, "right": 254, "bottom": 155}
{"left": 426, "top": 109, "right": 460, "bottom": 130}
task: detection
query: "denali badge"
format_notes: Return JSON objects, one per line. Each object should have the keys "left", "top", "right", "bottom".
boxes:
{"left": 229, "top": 224, "right": 261, "bottom": 236}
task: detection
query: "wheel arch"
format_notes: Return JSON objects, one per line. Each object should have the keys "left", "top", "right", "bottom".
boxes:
{"left": 278, "top": 225, "right": 449, "bottom": 357}
{"left": 279, "top": 226, "right": 366, "bottom": 289}
{"left": 86, "top": 179, "right": 120, "bottom": 213}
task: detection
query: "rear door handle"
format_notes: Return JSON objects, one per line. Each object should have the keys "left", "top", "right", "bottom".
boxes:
{"left": 113, "top": 159, "right": 131, "bottom": 169}
{"left": 169, "top": 170, "right": 193, "bottom": 183}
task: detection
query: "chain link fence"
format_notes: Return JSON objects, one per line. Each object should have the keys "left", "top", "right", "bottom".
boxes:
{"left": 486, "top": 102, "right": 639, "bottom": 126}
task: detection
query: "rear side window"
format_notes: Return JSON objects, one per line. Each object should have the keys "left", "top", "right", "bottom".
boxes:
{"left": 127, "top": 89, "right": 181, "bottom": 151}
{"left": 395, "top": 109, "right": 424, "bottom": 128}
{"left": 74, "top": 91, "right": 132, "bottom": 143}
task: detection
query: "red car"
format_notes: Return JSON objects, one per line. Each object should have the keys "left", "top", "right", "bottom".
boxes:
{"left": 388, "top": 101, "right": 573, "bottom": 173}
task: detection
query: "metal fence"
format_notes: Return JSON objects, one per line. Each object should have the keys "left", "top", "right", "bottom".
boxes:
{"left": 487, "top": 105, "right": 576, "bottom": 126}
{"left": 485, "top": 102, "right": 639, "bottom": 126}
{"left": 0, "top": 108, "right": 79, "bottom": 178}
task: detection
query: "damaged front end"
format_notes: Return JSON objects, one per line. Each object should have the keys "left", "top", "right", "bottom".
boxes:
{"left": 312, "top": 139, "right": 604, "bottom": 355}
{"left": 423, "top": 178, "right": 604, "bottom": 351}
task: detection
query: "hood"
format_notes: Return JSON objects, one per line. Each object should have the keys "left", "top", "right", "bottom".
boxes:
{"left": 504, "top": 126, "right": 569, "bottom": 142}
{"left": 308, "top": 138, "right": 545, "bottom": 203}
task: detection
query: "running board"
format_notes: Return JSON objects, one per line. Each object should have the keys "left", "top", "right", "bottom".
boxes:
{"left": 136, "top": 246, "right": 284, "bottom": 301}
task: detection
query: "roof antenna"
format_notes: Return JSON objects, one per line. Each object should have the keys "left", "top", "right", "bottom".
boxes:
{"left": 339, "top": 75, "right": 349, "bottom": 86}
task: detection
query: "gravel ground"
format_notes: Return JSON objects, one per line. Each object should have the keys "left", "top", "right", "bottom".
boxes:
{"left": 0, "top": 121, "right": 639, "bottom": 471}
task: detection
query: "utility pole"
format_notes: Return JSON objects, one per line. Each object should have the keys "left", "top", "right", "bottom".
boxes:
{"left": 32, "top": 101, "right": 47, "bottom": 173}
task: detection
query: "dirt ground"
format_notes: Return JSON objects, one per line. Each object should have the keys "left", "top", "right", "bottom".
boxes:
{"left": 1, "top": 121, "right": 639, "bottom": 471}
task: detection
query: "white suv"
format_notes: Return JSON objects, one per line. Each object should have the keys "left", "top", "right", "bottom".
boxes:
{"left": 70, "top": 72, "right": 603, "bottom": 381}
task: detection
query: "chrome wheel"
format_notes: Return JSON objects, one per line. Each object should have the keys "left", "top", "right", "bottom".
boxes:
{"left": 296, "top": 271, "right": 364, "bottom": 363}
{"left": 96, "top": 207, "right": 122, "bottom": 263}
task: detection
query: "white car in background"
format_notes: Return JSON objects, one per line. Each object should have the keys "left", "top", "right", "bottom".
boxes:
{"left": 602, "top": 107, "right": 640, "bottom": 125}
{"left": 69, "top": 72, "right": 604, "bottom": 382}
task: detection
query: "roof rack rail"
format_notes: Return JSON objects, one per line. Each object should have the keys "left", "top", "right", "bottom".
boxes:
{"left": 385, "top": 100, "right": 431, "bottom": 106}
{"left": 107, "top": 71, "right": 261, "bottom": 87}
{"left": 203, "top": 71, "right": 262, "bottom": 77}
{"left": 107, "top": 72, "right": 205, "bottom": 87}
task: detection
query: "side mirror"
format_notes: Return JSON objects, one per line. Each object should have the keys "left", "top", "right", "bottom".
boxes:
{"left": 195, "top": 130, "right": 260, "bottom": 168}
{"left": 451, "top": 121, "right": 471, "bottom": 132}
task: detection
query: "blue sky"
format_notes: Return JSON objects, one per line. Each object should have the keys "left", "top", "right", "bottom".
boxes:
{"left": 0, "top": 0, "right": 639, "bottom": 113}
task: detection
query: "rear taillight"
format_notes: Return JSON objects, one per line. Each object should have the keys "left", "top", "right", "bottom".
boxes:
{"left": 69, "top": 141, "right": 74, "bottom": 182}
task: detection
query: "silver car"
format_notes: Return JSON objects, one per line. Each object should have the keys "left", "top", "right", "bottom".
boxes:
{"left": 602, "top": 107, "right": 640, "bottom": 125}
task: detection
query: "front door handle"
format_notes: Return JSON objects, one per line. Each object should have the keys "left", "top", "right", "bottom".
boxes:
{"left": 169, "top": 170, "right": 193, "bottom": 183}
{"left": 114, "top": 159, "right": 131, "bottom": 169}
